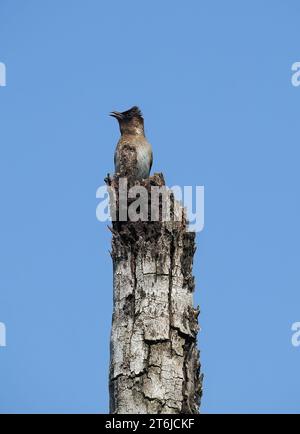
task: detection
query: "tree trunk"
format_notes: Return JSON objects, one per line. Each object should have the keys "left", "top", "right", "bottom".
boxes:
{"left": 107, "top": 173, "right": 202, "bottom": 414}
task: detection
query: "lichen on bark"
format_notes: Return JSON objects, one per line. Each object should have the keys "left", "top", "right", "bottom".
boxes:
{"left": 107, "top": 173, "right": 203, "bottom": 414}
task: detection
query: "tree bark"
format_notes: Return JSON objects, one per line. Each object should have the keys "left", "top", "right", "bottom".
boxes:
{"left": 107, "top": 173, "right": 202, "bottom": 414}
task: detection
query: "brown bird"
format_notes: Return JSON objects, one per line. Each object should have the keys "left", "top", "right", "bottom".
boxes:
{"left": 110, "top": 106, "right": 153, "bottom": 180}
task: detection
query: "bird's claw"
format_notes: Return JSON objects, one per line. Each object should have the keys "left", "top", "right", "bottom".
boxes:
{"left": 104, "top": 173, "right": 112, "bottom": 185}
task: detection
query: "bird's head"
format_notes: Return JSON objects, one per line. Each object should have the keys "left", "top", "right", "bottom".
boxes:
{"left": 110, "top": 106, "right": 144, "bottom": 135}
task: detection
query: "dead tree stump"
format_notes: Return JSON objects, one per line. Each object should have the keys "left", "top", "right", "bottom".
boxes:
{"left": 107, "top": 173, "right": 202, "bottom": 414}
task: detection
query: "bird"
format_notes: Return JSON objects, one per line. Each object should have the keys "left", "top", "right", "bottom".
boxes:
{"left": 110, "top": 106, "right": 153, "bottom": 180}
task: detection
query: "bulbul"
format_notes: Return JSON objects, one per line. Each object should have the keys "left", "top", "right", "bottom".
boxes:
{"left": 110, "top": 106, "right": 153, "bottom": 180}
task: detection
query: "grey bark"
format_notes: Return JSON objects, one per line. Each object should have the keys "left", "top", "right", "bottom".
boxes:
{"left": 107, "top": 173, "right": 202, "bottom": 414}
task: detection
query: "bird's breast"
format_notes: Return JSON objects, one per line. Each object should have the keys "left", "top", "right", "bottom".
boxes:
{"left": 115, "top": 138, "right": 152, "bottom": 179}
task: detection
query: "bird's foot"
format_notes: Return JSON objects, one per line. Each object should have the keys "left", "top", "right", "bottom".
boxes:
{"left": 104, "top": 173, "right": 112, "bottom": 185}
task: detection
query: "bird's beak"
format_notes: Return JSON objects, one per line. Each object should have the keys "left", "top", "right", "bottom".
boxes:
{"left": 110, "top": 111, "right": 123, "bottom": 120}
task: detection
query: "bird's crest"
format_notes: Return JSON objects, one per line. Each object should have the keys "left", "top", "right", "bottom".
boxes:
{"left": 121, "top": 106, "right": 143, "bottom": 120}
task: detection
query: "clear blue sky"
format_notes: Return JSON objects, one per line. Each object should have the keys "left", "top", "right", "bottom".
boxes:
{"left": 0, "top": 0, "right": 300, "bottom": 414}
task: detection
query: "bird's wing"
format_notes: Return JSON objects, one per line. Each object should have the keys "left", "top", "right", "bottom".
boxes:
{"left": 149, "top": 149, "right": 153, "bottom": 173}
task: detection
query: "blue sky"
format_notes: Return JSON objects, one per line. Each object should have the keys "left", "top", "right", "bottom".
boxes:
{"left": 0, "top": 0, "right": 300, "bottom": 414}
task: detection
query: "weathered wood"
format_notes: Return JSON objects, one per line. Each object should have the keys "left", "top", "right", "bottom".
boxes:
{"left": 107, "top": 173, "right": 202, "bottom": 414}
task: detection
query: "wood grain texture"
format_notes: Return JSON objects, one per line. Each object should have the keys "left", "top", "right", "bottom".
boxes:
{"left": 107, "top": 173, "right": 202, "bottom": 414}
